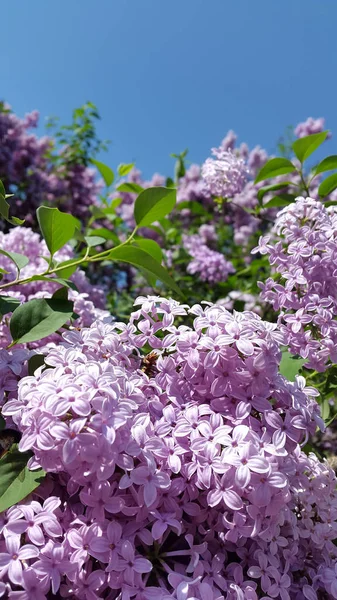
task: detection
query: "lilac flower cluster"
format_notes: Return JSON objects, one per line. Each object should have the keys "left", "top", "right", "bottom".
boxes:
{"left": 1, "top": 295, "right": 336, "bottom": 598}
{"left": 0, "top": 103, "right": 102, "bottom": 223}
{"left": 0, "top": 227, "right": 107, "bottom": 408}
{"left": 294, "top": 117, "right": 329, "bottom": 139}
{"left": 216, "top": 291, "right": 262, "bottom": 316}
{"left": 201, "top": 148, "right": 249, "bottom": 199}
{"left": 254, "top": 196, "right": 337, "bottom": 371}
{"left": 183, "top": 230, "right": 235, "bottom": 284}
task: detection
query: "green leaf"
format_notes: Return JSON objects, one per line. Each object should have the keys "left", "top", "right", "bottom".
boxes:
{"left": 133, "top": 238, "right": 163, "bottom": 263}
{"left": 84, "top": 236, "right": 106, "bottom": 247}
{"left": 0, "top": 180, "right": 6, "bottom": 196}
{"left": 318, "top": 173, "right": 337, "bottom": 198}
{"left": 36, "top": 206, "right": 79, "bottom": 256}
{"left": 54, "top": 259, "right": 78, "bottom": 279}
{"left": 116, "top": 183, "right": 144, "bottom": 194}
{"left": 133, "top": 239, "right": 163, "bottom": 287}
{"left": 29, "top": 275, "right": 77, "bottom": 291}
{"left": 88, "top": 227, "right": 120, "bottom": 244}
{"left": 0, "top": 295, "right": 21, "bottom": 316}
{"left": 91, "top": 159, "right": 114, "bottom": 187}
{"left": 118, "top": 163, "right": 134, "bottom": 177}
{"left": 292, "top": 131, "right": 328, "bottom": 163}
{"left": 257, "top": 182, "right": 294, "bottom": 203}
{"left": 10, "top": 297, "right": 74, "bottom": 345}
{"left": 108, "top": 245, "right": 182, "bottom": 297}
{"left": 134, "top": 187, "right": 176, "bottom": 227}
{"left": 254, "top": 158, "right": 296, "bottom": 184}
{"left": 0, "top": 445, "right": 45, "bottom": 512}
{"left": 28, "top": 354, "right": 46, "bottom": 376}
{"left": 0, "top": 194, "right": 10, "bottom": 220}
{"left": 0, "top": 249, "right": 29, "bottom": 274}
{"left": 10, "top": 216, "right": 25, "bottom": 225}
{"left": 279, "top": 351, "right": 306, "bottom": 382}
{"left": 312, "top": 155, "right": 337, "bottom": 176}
{"left": 321, "top": 397, "right": 331, "bottom": 422}
{"left": 263, "top": 194, "right": 296, "bottom": 209}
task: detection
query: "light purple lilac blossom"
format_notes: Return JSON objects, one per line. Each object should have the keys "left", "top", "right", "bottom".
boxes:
{"left": 183, "top": 232, "right": 235, "bottom": 284}
{"left": 201, "top": 148, "right": 249, "bottom": 199}
{"left": 254, "top": 196, "right": 337, "bottom": 371}
{"left": 0, "top": 296, "right": 335, "bottom": 598}
{"left": 294, "top": 117, "right": 330, "bottom": 139}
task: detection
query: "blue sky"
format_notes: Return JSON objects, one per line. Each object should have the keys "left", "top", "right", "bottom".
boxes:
{"left": 1, "top": 0, "right": 337, "bottom": 178}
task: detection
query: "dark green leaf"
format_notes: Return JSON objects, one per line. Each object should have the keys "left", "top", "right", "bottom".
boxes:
{"left": 279, "top": 351, "right": 305, "bottom": 382}
{"left": 91, "top": 159, "right": 114, "bottom": 187}
{"left": 257, "top": 182, "right": 294, "bottom": 203}
{"left": 0, "top": 194, "right": 10, "bottom": 220}
{"left": 108, "top": 245, "right": 182, "bottom": 297}
{"left": 134, "top": 187, "right": 176, "bottom": 227}
{"left": 52, "top": 287, "right": 69, "bottom": 300}
{"left": 118, "top": 163, "right": 134, "bottom": 177}
{"left": 36, "top": 206, "right": 79, "bottom": 256}
{"left": 312, "top": 155, "right": 337, "bottom": 176}
{"left": 318, "top": 173, "right": 337, "bottom": 198}
{"left": 0, "top": 445, "right": 45, "bottom": 512}
{"left": 0, "top": 415, "right": 5, "bottom": 430}
{"left": 254, "top": 158, "right": 296, "bottom": 184}
{"left": 0, "top": 249, "right": 29, "bottom": 273}
{"left": 28, "top": 354, "right": 46, "bottom": 376}
{"left": 0, "top": 180, "right": 5, "bottom": 197}
{"left": 116, "top": 183, "right": 144, "bottom": 194}
{"left": 263, "top": 194, "right": 296, "bottom": 209}
{"left": 292, "top": 131, "right": 328, "bottom": 163}
{"left": 0, "top": 295, "right": 21, "bottom": 316}
{"left": 10, "top": 298, "right": 74, "bottom": 344}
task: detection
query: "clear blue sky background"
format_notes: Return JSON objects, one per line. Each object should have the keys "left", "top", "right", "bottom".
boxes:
{"left": 1, "top": 0, "right": 337, "bottom": 178}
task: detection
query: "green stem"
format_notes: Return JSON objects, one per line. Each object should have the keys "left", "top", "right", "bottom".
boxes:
{"left": 0, "top": 226, "right": 138, "bottom": 290}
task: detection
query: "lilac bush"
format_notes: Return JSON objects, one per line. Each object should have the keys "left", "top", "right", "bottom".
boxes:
{"left": 0, "top": 103, "right": 337, "bottom": 599}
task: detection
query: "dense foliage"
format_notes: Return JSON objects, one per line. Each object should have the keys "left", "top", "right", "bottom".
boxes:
{"left": 0, "top": 104, "right": 336, "bottom": 598}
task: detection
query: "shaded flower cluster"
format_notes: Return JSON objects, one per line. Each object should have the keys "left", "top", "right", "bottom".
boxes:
{"left": 183, "top": 231, "right": 235, "bottom": 284}
{"left": 0, "top": 296, "right": 336, "bottom": 598}
{"left": 0, "top": 103, "right": 102, "bottom": 223}
{"left": 254, "top": 196, "right": 337, "bottom": 371}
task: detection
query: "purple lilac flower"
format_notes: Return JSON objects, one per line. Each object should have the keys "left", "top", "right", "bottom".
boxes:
{"left": 254, "top": 196, "right": 337, "bottom": 370}
{"left": 0, "top": 295, "right": 335, "bottom": 597}
{"left": 201, "top": 148, "right": 249, "bottom": 198}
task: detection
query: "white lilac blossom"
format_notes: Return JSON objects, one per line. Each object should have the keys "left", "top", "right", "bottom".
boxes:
{"left": 201, "top": 148, "right": 249, "bottom": 199}
{"left": 254, "top": 196, "right": 337, "bottom": 371}
{"left": 0, "top": 296, "right": 336, "bottom": 599}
